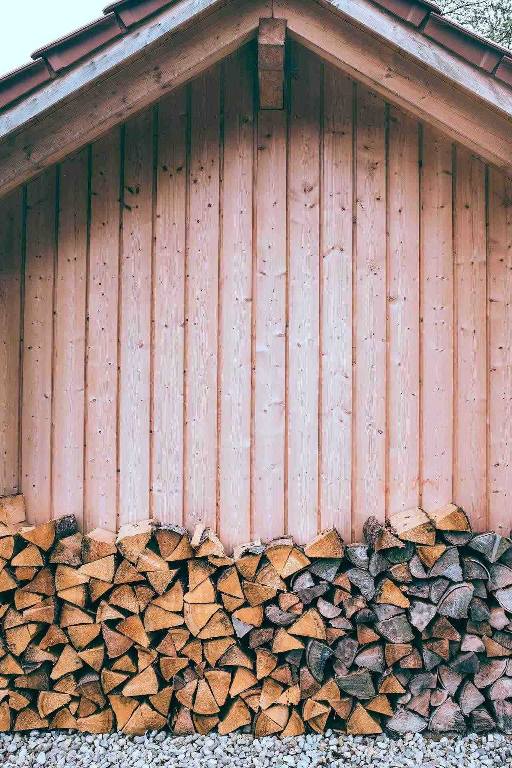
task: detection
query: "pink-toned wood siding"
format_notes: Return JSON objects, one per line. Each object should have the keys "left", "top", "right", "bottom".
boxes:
{"left": 1, "top": 42, "right": 511, "bottom": 543}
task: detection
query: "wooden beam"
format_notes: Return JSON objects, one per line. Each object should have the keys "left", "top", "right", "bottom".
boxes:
{"left": 273, "top": 0, "right": 512, "bottom": 173}
{"left": 258, "top": 18, "right": 287, "bottom": 109}
{"left": 0, "top": 0, "right": 269, "bottom": 198}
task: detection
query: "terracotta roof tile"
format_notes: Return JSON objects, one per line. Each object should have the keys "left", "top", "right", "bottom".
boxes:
{"left": 31, "top": 14, "right": 124, "bottom": 73}
{"left": 104, "top": 0, "right": 175, "bottom": 27}
{"left": 495, "top": 56, "right": 512, "bottom": 87}
{"left": 0, "top": 58, "right": 53, "bottom": 110}
{"left": 422, "top": 13, "right": 505, "bottom": 72}
{"left": 371, "top": 0, "right": 439, "bottom": 28}
{"left": 0, "top": 0, "right": 510, "bottom": 114}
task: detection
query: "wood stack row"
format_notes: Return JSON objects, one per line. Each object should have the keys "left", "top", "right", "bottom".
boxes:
{"left": 1, "top": 496, "right": 512, "bottom": 736}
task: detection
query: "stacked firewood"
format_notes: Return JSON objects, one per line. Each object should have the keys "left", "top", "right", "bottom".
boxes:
{"left": 1, "top": 497, "right": 512, "bottom": 736}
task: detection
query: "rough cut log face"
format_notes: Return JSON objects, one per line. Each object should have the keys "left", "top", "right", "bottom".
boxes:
{"left": 0, "top": 504, "right": 512, "bottom": 736}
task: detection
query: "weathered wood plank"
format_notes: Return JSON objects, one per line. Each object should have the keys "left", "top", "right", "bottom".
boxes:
{"left": 453, "top": 149, "right": 487, "bottom": 531}
{"left": 85, "top": 130, "right": 121, "bottom": 533}
{"left": 0, "top": 190, "right": 23, "bottom": 497}
{"left": 353, "top": 86, "right": 386, "bottom": 537}
{"left": 319, "top": 65, "right": 353, "bottom": 541}
{"left": 218, "top": 49, "right": 254, "bottom": 550}
{"left": 52, "top": 150, "right": 88, "bottom": 527}
{"left": 184, "top": 67, "right": 220, "bottom": 531}
{"left": 253, "top": 109, "right": 287, "bottom": 542}
{"left": 152, "top": 88, "right": 187, "bottom": 525}
{"left": 420, "top": 128, "right": 454, "bottom": 513}
{"left": 387, "top": 108, "right": 420, "bottom": 514}
{"left": 488, "top": 169, "right": 512, "bottom": 535}
{"left": 22, "top": 170, "right": 56, "bottom": 524}
{"left": 287, "top": 44, "right": 321, "bottom": 544}
{"left": 118, "top": 110, "right": 154, "bottom": 527}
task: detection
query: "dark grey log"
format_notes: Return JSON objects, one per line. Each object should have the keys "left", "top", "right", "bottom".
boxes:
{"left": 354, "top": 644, "right": 385, "bottom": 673}
{"left": 248, "top": 627, "right": 274, "bottom": 648}
{"left": 354, "top": 608, "right": 376, "bottom": 625}
{"left": 387, "top": 708, "right": 427, "bottom": 734}
{"left": 336, "top": 669, "right": 376, "bottom": 699}
{"left": 386, "top": 542, "right": 415, "bottom": 565}
{"left": 316, "top": 597, "right": 342, "bottom": 619}
{"left": 462, "top": 557, "right": 490, "bottom": 582}
{"left": 495, "top": 586, "right": 512, "bottom": 612}
{"left": 422, "top": 648, "right": 443, "bottom": 671}
{"left": 429, "top": 548, "right": 462, "bottom": 582}
{"left": 345, "top": 544, "right": 369, "bottom": 570}
{"left": 306, "top": 639, "right": 333, "bottom": 682}
{"left": 408, "top": 600, "right": 436, "bottom": 631}
{"left": 469, "top": 532, "right": 511, "bottom": 563}
{"left": 295, "top": 582, "right": 329, "bottom": 604}
{"left": 409, "top": 555, "right": 428, "bottom": 579}
{"left": 264, "top": 604, "right": 296, "bottom": 626}
{"left": 491, "top": 630, "right": 512, "bottom": 650}
{"left": 493, "top": 700, "right": 512, "bottom": 734}
{"left": 451, "top": 652, "right": 480, "bottom": 676}
{"left": 469, "top": 596, "right": 490, "bottom": 622}
{"left": 406, "top": 582, "right": 430, "bottom": 599}
{"left": 438, "top": 583, "right": 474, "bottom": 619}
{"left": 408, "top": 672, "right": 437, "bottom": 696}
{"left": 458, "top": 680, "right": 485, "bottom": 715}
{"left": 441, "top": 531, "right": 474, "bottom": 547}
{"left": 369, "top": 552, "right": 391, "bottom": 578}
{"left": 490, "top": 563, "right": 512, "bottom": 590}
{"left": 232, "top": 617, "right": 252, "bottom": 638}
{"left": 334, "top": 637, "right": 358, "bottom": 667}
{"left": 429, "top": 698, "right": 466, "bottom": 733}
{"left": 346, "top": 568, "right": 376, "bottom": 600}
{"left": 438, "top": 665, "right": 463, "bottom": 696}
{"left": 308, "top": 559, "right": 341, "bottom": 582}
{"left": 474, "top": 659, "right": 507, "bottom": 689}
{"left": 489, "top": 676, "right": 512, "bottom": 701}
{"left": 285, "top": 649, "right": 304, "bottom": 667}
{"left": 470, "top": 707, "right": 496, "bottom": 733}
{"left": 373, "top": 604, "right": 404, "bottom": 621}
{"left": 376, "top": 614, "right": 414, "bottom": 643}
{"left": 430, "top": 578, "right": 450, "bottom": 603}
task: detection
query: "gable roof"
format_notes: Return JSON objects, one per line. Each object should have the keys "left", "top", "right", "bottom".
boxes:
{"left": 0, "top": 0, "right": 510, "bottom": 199}
{"left": 0, "top": 0, "right": 511, "bottom": 112}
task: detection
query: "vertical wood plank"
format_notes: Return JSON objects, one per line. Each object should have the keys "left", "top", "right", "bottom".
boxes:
{"left": 454, "top": 148, "right": 487, "bottom": 530}
{"left": 420, "top": 128, "right": 454, "bottom": 512}
{"left": 85, "top": 131, "right": 120, "bottom": 533}
{"left": 319, "top": 66, "right": 353, "bottom": 540}
{"left": 287, "top": 44, "right": 321, "bottom": 544}
{"left": 119, "top": 110, "right": 154, "bottom": 527}
{"left": 387, "top": 108, "right": 420, "bottom": 514}
{"left": 22, "top": 170, "right": 56, "bottom": 524}
{"left": 52, "top": 150, "right": 88, "bottom": 526}
{"left": 184, "top": 67, "right": 220, "bottom": 531}
{"left": 152, "top": 89, "right": 187, "bottom": 525}
{"left": 253, "top": 109, "right": 287, "bottom": 542}
{"left": 0, "top": 190, "right": 23, "bottom": 497}
{"left": 488, "top": 169, "right": 512, "bottom": 534}
{"left": 218, "top": 49, "right": 253, "bottom": 550}
{"left": 353, "top": 86, "right": 386, "bottom": 537}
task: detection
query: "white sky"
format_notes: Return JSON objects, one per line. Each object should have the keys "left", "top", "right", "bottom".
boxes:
{"left": 0, "top": 1, "right": 107, "bottom": 76}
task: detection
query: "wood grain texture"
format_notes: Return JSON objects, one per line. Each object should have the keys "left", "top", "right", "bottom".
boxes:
{"left": 353, "top": 86, "right": 387, "bottom": 537}
{"left": 0, "top": 189, "right": 23, "bottom": 496}
{"left": 453, "top": 148, "right": 487, "bottom": 531}
{"left": 286, "top": 44, "right": 321, "bottom": 544}
{"left": 85, "top": 130, "right": 121, "bottom": 533}
{"left": 253, "top": 109, "right": 287, "bottom": 542}
{"left": 118, "top": 111, "right": 154, "bottom": 527}
{"left": 52, "top": 150, "right": 88, "bottom": 527}
{"left": 319, "top": 66, "right": 353, "bottom": 541}
{"left": 152, "top": 89, "right": 187, "bottom": 525}
{"left": 184, "top": 67, "right": 221, "bottom": 530}
{"left": 387, "top": 108, "right": 420, "bottom": 514}
{"left": 487, "top": 169, "right": 512, "bottom": 534}
{"left": 22, "top": 170, "right": 57, "bottom": 524}
{"left": 218, "top": 50, "right": 254, "bottom": 550}
{"left": 420, "top": 128, "right": 454, "bottom": 512}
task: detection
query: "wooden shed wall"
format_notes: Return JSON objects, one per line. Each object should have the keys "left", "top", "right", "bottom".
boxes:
{"left": 1, "top": 41, "right": 511, "bottom": 547}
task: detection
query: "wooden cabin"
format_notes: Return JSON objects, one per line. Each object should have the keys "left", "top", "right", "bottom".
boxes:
{"left": 0, "top": 0, "right": 511, "bottom": 549}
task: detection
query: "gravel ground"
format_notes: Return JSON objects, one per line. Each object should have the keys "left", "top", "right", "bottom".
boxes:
{"left": 1, "top": 731, "right": 512, "bottom": 768}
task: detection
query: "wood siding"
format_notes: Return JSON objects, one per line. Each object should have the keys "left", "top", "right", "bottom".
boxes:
{"left": 1, "top": 42, "right": 511, "bottom": 543}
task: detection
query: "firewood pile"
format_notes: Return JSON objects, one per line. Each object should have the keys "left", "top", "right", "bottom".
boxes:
{"left": 1, "top": 498, "right": 512, "bottom": 737}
